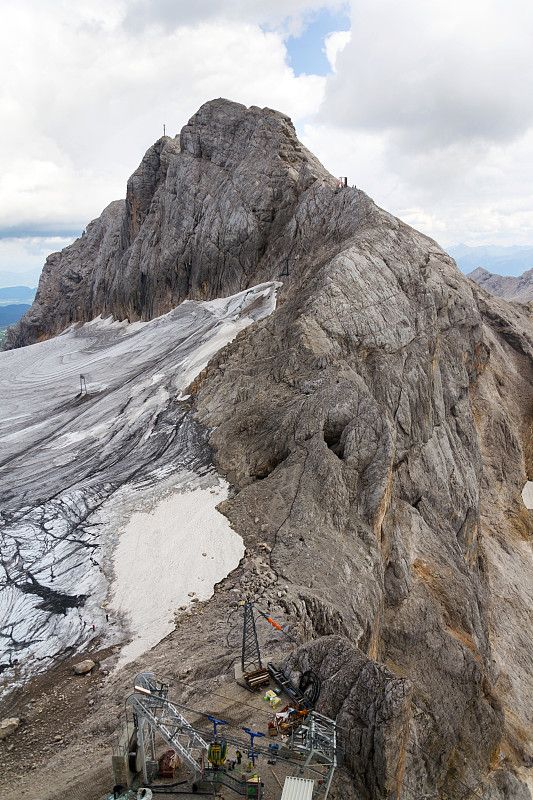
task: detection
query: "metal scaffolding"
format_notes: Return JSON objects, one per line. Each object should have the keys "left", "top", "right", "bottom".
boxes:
{"left": 116, "top": 672, "right": 341, "bottom": 800}
{"left": 126, "top": 671, "right": 208, "bottom": 785}
{"left": 290, "top": 711, "right": 341, "bottom": 800}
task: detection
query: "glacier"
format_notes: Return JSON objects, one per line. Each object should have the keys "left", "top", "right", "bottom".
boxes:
{"left": 0, "top": 281, "right": 279, "bottom": 694}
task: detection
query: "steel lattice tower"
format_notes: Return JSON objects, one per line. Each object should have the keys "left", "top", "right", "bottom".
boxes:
{"left": 241, "top": 601, "right": 262, "bottom": 673}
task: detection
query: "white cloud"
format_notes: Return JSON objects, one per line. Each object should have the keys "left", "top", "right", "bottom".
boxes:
{"left": 324, "top": 0, "right": 533, "bottom": 148}
{"left": 325, "top": 0, "right": 533, "bottom": 142}
{"left": 0, "top": 1, "right": 325, "bottom": 237}
{"left": 0, "top": 237, "right": 77, "bottom": 287}
{"left": 1, "top": 0, "right": 533, "bottom": 285}
{"left": 121, "top": 0, "right": 345, "bottom": 36}
{"left": 302, "top": 121, "right": 533, "bottom": 247}
{"left": 303, "top": 0, "right": 533, "bottom": 248}
{"left": 324, "top": 30, "right": 351, "bottom": 73}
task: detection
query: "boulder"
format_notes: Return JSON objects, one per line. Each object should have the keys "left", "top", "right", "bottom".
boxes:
{"left": 73, "top": 659, "right": 96, "bottom": 675}
{"left": 0, "top": 717, "right": 20, "bottom": 740}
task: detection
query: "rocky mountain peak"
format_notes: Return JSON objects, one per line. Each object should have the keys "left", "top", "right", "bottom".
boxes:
{"left": 469, "top": 264, "right": 533, "bottom": 303}
{"left": 468, "top": 266, "right": 490, "bottom": 281}
{"left": 3, "top": 98, "right": 347, "bottom": 350}
{"left": 182, "top": 99, "right": 294, "bottom": 167}
{"left": 123, "top": 134, "right": 180, "bottom": 248}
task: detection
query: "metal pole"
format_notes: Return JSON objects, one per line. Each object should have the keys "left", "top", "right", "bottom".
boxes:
{"left": 149, "top": 726, "right": 156, "bottom": 762}
{"left": 322, "top": 765, "right": 335, "bottom": 799}
{"left": 138, "top": 716, "right": 148, "bottom": 784}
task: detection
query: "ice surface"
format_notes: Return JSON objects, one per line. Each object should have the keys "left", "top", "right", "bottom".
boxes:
{"left": 0, "top": 282, "right": 279, "bottom": 693}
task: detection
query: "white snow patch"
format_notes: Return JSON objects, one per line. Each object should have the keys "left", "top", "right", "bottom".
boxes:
{"left": 522, "top": 481, "right": 533, "bottom": 509}
{"left": 83, "top": 315, "right": 148, "bottom": 332}
{"left": 110, "top": 481, "right": 243, "bottom": 668}
{"left": 46, "top": 422, "right": 110, "bottom": 448}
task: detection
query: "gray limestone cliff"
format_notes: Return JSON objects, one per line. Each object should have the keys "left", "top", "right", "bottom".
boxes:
{"left": 193, "top": 217, "right": 533, "bottom": 799}
{"left": 4, "top": 99, "right": 533, "bottom": 799}
{"left": 3, "top": 99, "right": 337, "bottom": 348}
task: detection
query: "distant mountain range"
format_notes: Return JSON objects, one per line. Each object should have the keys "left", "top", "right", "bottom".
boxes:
{"left": 448, "top": 244, "right": 533, "bottom": 277}
{"left": 0, "top": 288, "right": 35, "bottom": 336}
{"left": 448, "top": 245, "right": 533, "bottom": 303}
{"left": 466, "top": 267, "right": 533, "bottom": 303}
{"left": 0, "top": 303, "right": 31, "bottom": 326}
{"left": 0, "top": 285, "right": 36, "bottom": 306}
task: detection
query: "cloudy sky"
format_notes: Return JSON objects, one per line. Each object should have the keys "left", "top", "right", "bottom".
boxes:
{"left": 2, "top": 0, "right": 533, "bottom": 286}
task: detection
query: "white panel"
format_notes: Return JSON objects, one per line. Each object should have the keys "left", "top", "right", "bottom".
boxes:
{"left": 280, "top": 776, "right": 315, "bottom": 800}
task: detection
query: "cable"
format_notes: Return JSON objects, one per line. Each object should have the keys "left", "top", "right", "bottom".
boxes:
{"left": 149, "top": 778, "right": 187, "bottom": 789}
{"left": 191, "top": 687, "right": 283, "bottom": 722}
{"left": 254, "top": 606, "right": 299, "bottom": 644}
{"left": 150, "top": 790, "right": 211, "bottom": 796}
{"left": 298, "top": 670, "right": 321, "bottom": 707}
{"left": 164, "top": 686, "right": 490, "bottom": 799}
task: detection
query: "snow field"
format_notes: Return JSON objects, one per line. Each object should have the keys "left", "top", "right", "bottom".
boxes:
{"left": 110, "top": 481, "right": 244, "bottom": 668}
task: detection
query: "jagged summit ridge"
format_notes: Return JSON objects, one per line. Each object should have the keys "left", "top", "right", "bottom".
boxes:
{"left": 4, "top": 98, "right": 371, "bottom": 349}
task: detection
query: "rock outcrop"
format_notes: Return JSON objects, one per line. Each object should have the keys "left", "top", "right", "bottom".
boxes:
{"left": 282, "top": 636, "right": 413, "bottom": 800}
{"left": 4, "top": 99, "right": 533, "bottom": 799}
{"left": 72, "top": 660, "right": 96, "bottom": 675}
{"left": 0, "top": 718, "right": 20, "bottom": 740}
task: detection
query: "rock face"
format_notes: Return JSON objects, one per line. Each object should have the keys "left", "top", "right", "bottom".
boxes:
{"left": 193, "top": 218, "right": 522, "bottom": 799}
{"left": 4, "top": 99, "right": 533, "bottom": 799}
{"left": 3, "top": 99, "right": 335, "bottom": 349}
{"left": 469, "top": 266, "right": 533, "bottom": 303}
{"left": 282, "top": 636, "right": 413, "bottom": 800}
